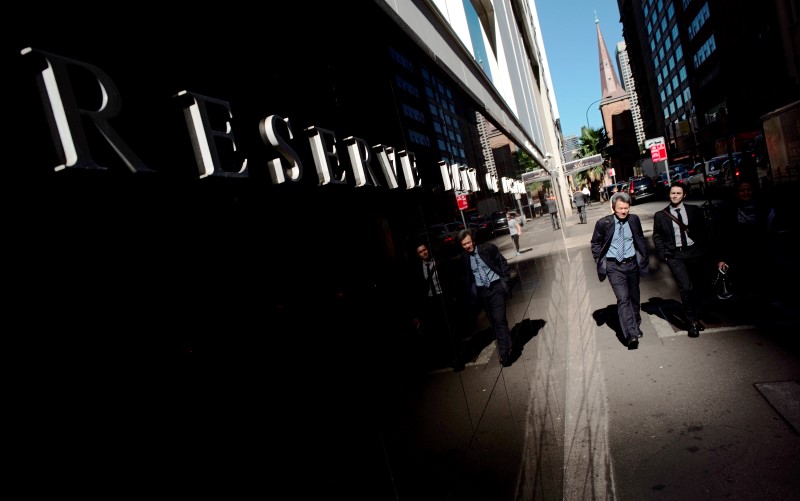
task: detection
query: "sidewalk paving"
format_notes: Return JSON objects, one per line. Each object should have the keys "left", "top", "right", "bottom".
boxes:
{"left": 387, "top": 198, "right": 800, "bottom": 500}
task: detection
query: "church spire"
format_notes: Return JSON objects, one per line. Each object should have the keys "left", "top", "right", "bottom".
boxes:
{"left": 596, "top": 18, "right": 626, "bottom": 99}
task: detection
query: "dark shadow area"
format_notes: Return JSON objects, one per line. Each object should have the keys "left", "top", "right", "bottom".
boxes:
{"left": 591, "top": 305, "right": 628, "bottom": 347}
{"left": 505, "top": 318, "right": 545, "bottom": 365}
{"left": 641, "top": 297, "right": 691, "bottom": 330}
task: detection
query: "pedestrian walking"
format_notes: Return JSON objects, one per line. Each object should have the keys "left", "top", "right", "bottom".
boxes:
{"left": 590, "top": 192, "right": 650, "bottom": 349}
{"left": 507, "top": 211, "right": 522, "bottom": 255}
{"left": 408, "top": 242, "right": 463, "bottom": 370}
{"left": 573, "top": 187, "right": 587, "bottom": 223}
{"left": 652, "top": 183, "right": 710, "bottom": 337}
{"left": 545, "top": 193, "right": 560, "bottom": 230}
{"left": 582, "top": 185, "right": 592, "bottom": 207}
{"left": 458, "top": 229, "right": 514, "bottom": 366}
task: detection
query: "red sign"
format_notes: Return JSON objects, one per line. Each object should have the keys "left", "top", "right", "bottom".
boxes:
{"left": 456, "top": 194, "right": 469, "bottom": 210}
{"left": 650, "top": 143, "right": 667, "bottom": 162}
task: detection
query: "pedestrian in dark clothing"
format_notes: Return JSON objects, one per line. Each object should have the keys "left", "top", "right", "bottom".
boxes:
{"left": 573, "top": 188, "right": 587, "bottom": 224}
{"left": 712, "top": 179, "right": 778, "bottom": 300}
{"left": 590, "top": 192, "right": 650, "bottom": 349}
{"left": 409, "top": 242, "right": 462, "bottom": 370}
{"left": 458, "top": 229, "right": 514, "bottom": 366}
{"left": 652, "top": 183, "right": 710, "bottom": 337}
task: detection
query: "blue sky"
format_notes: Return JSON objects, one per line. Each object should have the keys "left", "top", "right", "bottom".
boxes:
{"left": 536, "top": 0, "right": 624, "bottom": 138}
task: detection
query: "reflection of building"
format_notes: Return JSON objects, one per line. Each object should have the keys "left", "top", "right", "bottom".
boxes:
{"left": 9, "top": 1, "right": 563, "bottom": 497}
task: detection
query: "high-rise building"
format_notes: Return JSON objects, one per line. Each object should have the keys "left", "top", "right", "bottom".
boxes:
{"left": 616, "top": 41, "right": 646, "bottom": 148}
{"left": 617, "top": 0, "right": 800, "bottom": 163}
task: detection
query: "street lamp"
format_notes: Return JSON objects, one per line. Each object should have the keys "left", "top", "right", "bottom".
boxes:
{"left": 585, "top": 98, "right": 602, "bottom": 130}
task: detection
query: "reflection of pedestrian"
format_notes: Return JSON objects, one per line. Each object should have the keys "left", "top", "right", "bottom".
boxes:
{"left": 573, "top": 188, "right": 587, "bottom": 223}
{"left": 652, "top": 183, "right": 710, "bottom": 338}
{"left": 545, "top": 193, "right": 560, "bottom": 230}
{"left": 590, "top": 192, "right": 649, "bottom": 349}
{"left": 712, "top": 179, "right": 777, "bottom": 299}
{"left": 458, "top": 229, "right": 514, "bottom": 366}
{"left": 409, "top": 242, "right": 462, "bottom": 370}
{"left": 507, "top": 211, "right": 522, "bottom": 256}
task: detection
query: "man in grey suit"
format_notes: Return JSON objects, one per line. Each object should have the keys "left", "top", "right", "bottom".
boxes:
{"left": 573, "top": 187, "right": 588, "bottom": 224}
{"left": 590, "top": 192, "right": 650, "bottom": 349}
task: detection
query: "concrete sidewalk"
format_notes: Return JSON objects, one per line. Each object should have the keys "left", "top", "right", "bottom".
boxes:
{"left": 388, "top": 199, "right": 800, "bottom": 500}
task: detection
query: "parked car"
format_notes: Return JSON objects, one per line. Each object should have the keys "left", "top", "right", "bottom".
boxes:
{"left": 491, "top": 210, "right": 510, "bottom": 234}
{"left": 687, "top": 162, "right": 711, "bottom": 193}
{"left": 416, "top": 223, "right": 461, "bottom": 257}
{"left": 626, "top": 175, "right": 657, "bottom": 204}
{"left": 467, "top": 214, "right": 494, "bottom": 241}
{"left": 603, "top": 182, "right": 627, "bottom": 200}
{"left": 655, "top": 163, "right": 690, "bottom": 193}
{"left": 669, "top": 170, "right": 693, "bottom": 192}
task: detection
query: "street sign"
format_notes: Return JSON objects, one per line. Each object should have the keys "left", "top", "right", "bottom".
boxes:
{"left": 644, "top": 136, "right": 665, "bottom": 149}
{"left": 456, "top": 193, "right": 469, "bottom": 210}
{"left": 650, "top": 143, "right": 667, "bottom": 162}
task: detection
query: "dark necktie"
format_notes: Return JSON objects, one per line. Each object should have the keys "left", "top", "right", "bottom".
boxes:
{"left": 426, "top": 262, "right": 434, "bottom": 295}
{"left": 616, "top": 221, "right": 625, "bottom": 260}
{"left": 675, "top": 208, "right": 688, "bottom": 247}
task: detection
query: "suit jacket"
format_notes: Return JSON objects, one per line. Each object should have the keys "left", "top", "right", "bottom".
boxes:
{"left": 652, "top": 203, "right": 708, "bottom": 260}
{"left": 460, "top": 242, "right": 510, "bottom": 302}
{"left": 590, "top": 213, "right": 649, "bottom": 282}
{"left": 573, "top": 191, "right": 586, "bottom": 207}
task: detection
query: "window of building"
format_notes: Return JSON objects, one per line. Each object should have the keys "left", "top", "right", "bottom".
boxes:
{"left": 659, "top": 46, "right": 665, "bottom": 60}
{"left": 664, "top": 106, "right": 670, "bottom": 119}
{"left": 672, "top": 25, "right": 679, "bottom": 41}
{"left": 669, "top": 102, "right": 676, "bottom": 114}
{"left": 647, "top": 21, "right": 652, "bottom": 35}
{"left": 668, "top": 55, "right": 675, "bottom": 70}
{"left": 433, "top": 121, "right": 442, "bottom": 134}
{"left": 692, "top": 34, "right": 716, "bottom": 68}
{"left": 672, "top": 75, "right": 679, "bottom": 89}
{"left": 667, "top": 2, "right": 674, "bottom": 18}
{"left": 655, "top": 28, "right": 661, "bottom": 43}
{"left": 395, "top": 76, "right": 419, "bottom": 97}
{"left": 665, "top": 36, "right": 672, "bottom": 51}
{"left": 675, "top": 44, "right": 683, "bottom": 61}
{"left": 679, "top": 66, "right": 687, "bottom": 81}
{"left": 408, "top": 129, "right": 430, "bottom": 147}
{"left": 651, "top": 39, "right": 656, "bottom": 52}
{"left": 661, "top": 17, "right": 667, "bottom": 33}
{"left": 660, "top": 89, "right": 666, "bottom": 102}
{"left": 662, "top": 66, "right": 668, "bottom": 79}
{"left": 676, "top": 94, "right": 683, "bottom": 108}
{"left": 688, "top": 3, "right": 710, "bottom": 40}
{"left": 657, "top": 0, "right": 663, "bottom": 10}
{"left": 657, "top": 73, "right": 663, "bottom": 86}
{"left": 666, "top": 82, "right": 673, "bottom": 96}
{"left": 683, "top": 87, "right": 692, "bottom": 102}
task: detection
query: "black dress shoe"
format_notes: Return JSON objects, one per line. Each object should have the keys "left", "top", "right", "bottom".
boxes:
{"left": 687, "top": 325, "right": 700, "bottom": 338}
{"left": 627, "top": 338, "right": 639, "bottom": 350}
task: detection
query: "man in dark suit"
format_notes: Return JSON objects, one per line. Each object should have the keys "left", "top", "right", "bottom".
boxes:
{"left": 590, "top": 192, "right": 650, "bottom": 349}
{"left": 410, "top": 242, "right": 462, "bottom": 370}
{"left": 652, "top": 183, "right": 709, "bottom": 337}
{"left": 573, "top": 187, "right": 588, "bottom": 223}
{"left": 457, "top": 229, "right": 514, "bottom": 366}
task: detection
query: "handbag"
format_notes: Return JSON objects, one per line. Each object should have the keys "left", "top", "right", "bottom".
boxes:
{"left": 712, "top": 266, "right": 734, "bottom": 300}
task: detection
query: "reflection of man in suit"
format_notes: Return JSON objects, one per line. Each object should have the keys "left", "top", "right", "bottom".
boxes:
{"left": 590, "top": 192, "right": 649, "bottom": 349}
{"left": 652, "top": 183, "right": 709, "bottom": 338}
{"left": 458, "top": 229, "right": 514, "bottom": 366}
{"left": 411, "top": 242, "right": 462, "bottom": 370}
